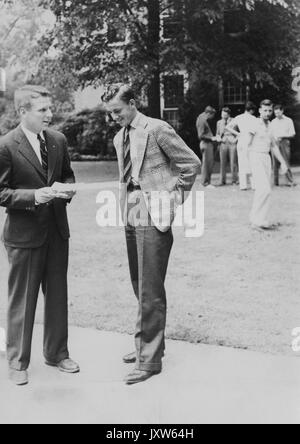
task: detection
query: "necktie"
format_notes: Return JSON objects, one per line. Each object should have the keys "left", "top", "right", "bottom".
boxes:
{"left": 37, "top": 134, "right": 48, "bottom": 177}
{"left": 123, "top": 125, "right": 132, "bottom": 187}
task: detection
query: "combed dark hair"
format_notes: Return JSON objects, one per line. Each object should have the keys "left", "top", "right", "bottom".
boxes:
{"left": 102, "top": 83, "right": 135, "bottom": 104}
{"left": 14, "top": 85, "right": 50, "bottom": 112}
{"left": 260, "top": 99, "right": 273, "bottom": 108}
{"left": 205, "top": 106, "right": 216, "bottom": 114}
{"left": 274, "top": 104, "right": 284, "bottom": 111}
{"left": 222, "top": 107, "right": 231, "bottom": 115}
{"left": 245, "top": 101, "right": 257, "bottom": 112}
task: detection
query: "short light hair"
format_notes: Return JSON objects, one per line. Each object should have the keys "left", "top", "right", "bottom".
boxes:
{"left": 102, "top": 83, "right": 135, "bottom": 104}
{"left": 205, "top": 106, "right": 216, "bottom": 115}
{"left": 260, "top": 99, "right": 273, "bottom": 108}
{"left": 14, "top": 85, "right": 50, "bottom": 112}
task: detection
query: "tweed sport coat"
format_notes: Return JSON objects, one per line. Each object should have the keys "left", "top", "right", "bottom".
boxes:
{"left": 114, "top": 113, "right": 201, "bottom": 232}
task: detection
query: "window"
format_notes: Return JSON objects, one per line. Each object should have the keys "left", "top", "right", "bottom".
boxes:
{"left": 163, "top": 109, "right": 180, "bottom": 130}
{"left": 163, "top": 75, "right": 184, "bottom": 109}
{"left": 224, "top": 82, "right": 248, "bottom": 105}
{"left": 224, "top": 9, "right": 248, "bottom": 35}
{"left": 162, "top": 16, "right": 182, "bottom": 39}
{"left": 107, "top": 24, "right": 126, "bottom": 44}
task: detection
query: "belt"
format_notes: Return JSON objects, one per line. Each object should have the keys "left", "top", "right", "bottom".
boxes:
{"left": 128, "top": 182, "right": 141, "bottom": 192}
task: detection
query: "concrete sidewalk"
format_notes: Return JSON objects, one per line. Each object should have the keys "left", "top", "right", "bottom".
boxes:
{"left": 0, "top": 326, "right": 300, "bottom": 424}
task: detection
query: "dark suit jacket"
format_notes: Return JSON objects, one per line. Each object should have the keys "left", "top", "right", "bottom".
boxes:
{"left": 0, "top": 125, "right": 75, "bottom": 248}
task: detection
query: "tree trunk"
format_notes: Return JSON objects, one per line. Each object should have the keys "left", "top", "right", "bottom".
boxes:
{"left": 147, "top": 0, "right": 161, "bottom": 118}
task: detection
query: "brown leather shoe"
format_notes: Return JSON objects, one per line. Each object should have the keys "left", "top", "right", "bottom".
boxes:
{"left": 9, "top": 369, "right": 29, "bottom": 386}
{"left": 125, "top": 370, "right": 161, "bottom": 385}
{"left": 45, "top": 358, "right": 80, "bottom": 374}
{"left": 123, "top": 352, "right": 137, "bottom": 364}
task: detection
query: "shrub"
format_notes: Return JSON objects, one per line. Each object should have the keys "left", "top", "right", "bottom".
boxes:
{"left": 56, "top": 106, "right": 119, "bottom": 160}
{"left": 0, "top": 99, "right": 19, "bottom": 136}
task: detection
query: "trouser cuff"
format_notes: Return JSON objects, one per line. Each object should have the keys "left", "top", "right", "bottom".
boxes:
{"left": 136, "top": 362, "right": 162, "bottom": 372}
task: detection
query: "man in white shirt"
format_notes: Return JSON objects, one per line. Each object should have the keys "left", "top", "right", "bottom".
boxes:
{"left": 246, "top": 100, "right": 288, "bottom": 231}
{"left": 270, "top": 105, "right": 296, "bottom": 186}
{"left": 227, "top": 102, "right": 257, "bottom": 190}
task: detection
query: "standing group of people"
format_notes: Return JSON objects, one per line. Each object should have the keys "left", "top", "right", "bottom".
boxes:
{"left": 196, "top": 102, "right": 296, "bottom": 191}
{"left": 0, "top": 83, "right": 296, "bottom": 388}
{"left": 0, "top": 83, "right": 201, "bottom": 386}
{"left": 196, "top": 100, "right": 295, "bottom": 231}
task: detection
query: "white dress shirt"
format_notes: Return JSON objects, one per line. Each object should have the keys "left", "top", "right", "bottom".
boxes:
{"left": 229, "top": 112, "right": 257, "bottom": 149}
{"left": 21, "top": 124, "right": 46, "bottom": 165}
{"left": 270, "top": 115, "right": 296, "bottom": 140}
{"left": 249, "top": 118, "right": 276, "bottom": 154}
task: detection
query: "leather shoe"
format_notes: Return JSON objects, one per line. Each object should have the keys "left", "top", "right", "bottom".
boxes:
{"left": 123, "top": 351, "right": 165, "bottom": 364}
{"left": 45, "top": 358, "right": 80, "bottom": 374}
{"left": 9, "top": 369, "right": 29, "bottom": 386}
{"left": 125, "top": 370, "right": 161, "bottom": 385}
{"left": 123, "top": 352, "right": 137, "bottom": 364}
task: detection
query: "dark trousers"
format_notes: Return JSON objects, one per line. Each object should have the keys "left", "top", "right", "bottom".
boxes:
{"left": 6, "top": 209, "right": 69, "bottom": 371}
{"left": 201, "top": 142, "right": 214, "bottom": 186}
{"left": 125, "top": 225, "right": 173, "bottom": 372}
{"left": 274, "top": 139, "right": 293, "bottom": 186}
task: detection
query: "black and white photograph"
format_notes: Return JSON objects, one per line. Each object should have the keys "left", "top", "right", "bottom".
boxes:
{"left": 0, "top": 0, "right": 300, "bottom": 427}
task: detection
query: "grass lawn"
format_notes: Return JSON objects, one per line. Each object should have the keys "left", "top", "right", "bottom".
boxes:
{"left": 0, "top": 161, "right": 299, "bottom": 356}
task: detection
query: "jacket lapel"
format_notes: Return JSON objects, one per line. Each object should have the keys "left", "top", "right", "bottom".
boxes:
{"left": 44, "top": 130, "right": 58, "bottom": 185}
{"left": 15, "top": 126, "right": 47, "bottom": 181}
{"left": 115, "top": 129, "right": 125, "bottom": 180}
{"left": 115, "top": 114, "right": 149, "bottom": 181}
{"left": 134, "top": 114, "right": 149, "bottom": 176}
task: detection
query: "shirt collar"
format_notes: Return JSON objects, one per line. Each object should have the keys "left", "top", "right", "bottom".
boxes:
{"left": 258, "top": 118, "right": 270, "bottom": 127}
{"left": 21, "top": 124, "right": 45, "bottom": 141}
{"left": 130, "top": 112, "right": 143, "bottom": 130}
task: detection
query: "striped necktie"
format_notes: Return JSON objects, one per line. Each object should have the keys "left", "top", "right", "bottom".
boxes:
{"left": 123, "top": 125, "right": 132, "bottom": 187}
{"left": 37, "top": 134, "right": 48, "bottom": 178}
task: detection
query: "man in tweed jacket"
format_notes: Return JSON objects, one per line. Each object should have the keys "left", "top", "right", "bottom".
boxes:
{"left": 103, "top": 84, "right": 201, "bottom": 385}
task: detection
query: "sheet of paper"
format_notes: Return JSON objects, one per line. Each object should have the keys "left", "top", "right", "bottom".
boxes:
{"left": 52, "top": 182, "right": 119, "bottom": 193}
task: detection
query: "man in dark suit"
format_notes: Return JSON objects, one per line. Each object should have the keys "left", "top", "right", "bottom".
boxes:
{"left": 103, "top": 84, "right": 201, "bottom": 385}
{"left": 0, "top": 85, "right": 79, "bottom": 386}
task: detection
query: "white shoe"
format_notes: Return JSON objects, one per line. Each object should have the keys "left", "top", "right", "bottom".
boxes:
{"left": 0, "top": 328, "right": 6, "bottom": 354}
{"left": 206, "top": 184, "right": 216, "bottom": 190}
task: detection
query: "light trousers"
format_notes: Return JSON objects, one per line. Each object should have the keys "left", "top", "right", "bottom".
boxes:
{"left": 237, "top": 143, "right": 252, "bottom": 190}
{"left": 249, "top": 152, "right": 272, "bottom": 227}
{"left": 219, "top": 142, "right": 238, "bottom": 184}
{"left": 273, "top": 139, "right": 292, "bottom": 186}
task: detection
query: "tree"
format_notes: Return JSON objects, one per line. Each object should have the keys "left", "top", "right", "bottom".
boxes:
{"left": 0, "top": 0, "right": 76, "bottom": 134}
{"left": 39, "top": 0, "right": 300, "bottom": 118}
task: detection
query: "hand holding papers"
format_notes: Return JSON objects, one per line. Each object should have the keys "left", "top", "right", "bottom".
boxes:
{"left": 51, "top": 181, "right": 119, "bottom": 194}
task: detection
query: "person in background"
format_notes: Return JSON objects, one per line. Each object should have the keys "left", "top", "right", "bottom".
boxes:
{"left": 246, "top": 100, "right": 288, "bottom": 231}
{"left": 270, "top": 105, "right": 296, "bottom": 187}
{"left": 216, "top": 107, "right": 238, "bottom": 186}
{"left": 196, "top": 106, "right": 217, "bottom": 189}
{"left": 227, "top": 102, "right": 257, "bottom": 191}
